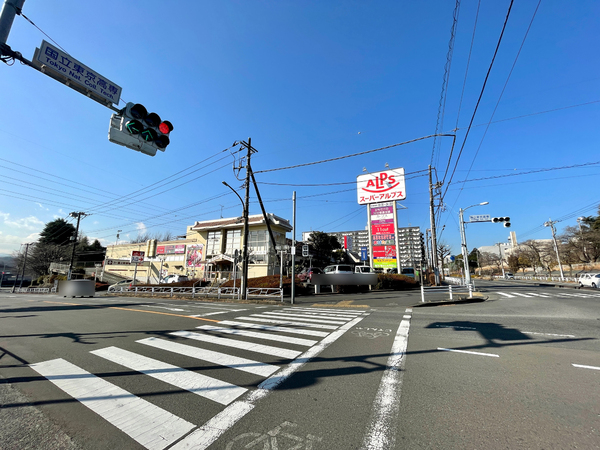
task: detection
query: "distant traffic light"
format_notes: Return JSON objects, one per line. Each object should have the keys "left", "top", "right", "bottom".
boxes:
{"left": 492, "top": 217, "right": 511, "bottom": 228}
{"left": 108, "top": 102, "right": 173, "bottom": 156}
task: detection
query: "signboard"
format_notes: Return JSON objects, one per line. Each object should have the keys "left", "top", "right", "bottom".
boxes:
{"left": 343, "top": 235, "right": 353, "bottom": 250}
{"left": 32, "top": 40, "right": 122, "bottom": 105}
{"left": 469, "top": 214, "right": 491, "bottom": 223}
{"left": 105, "top": 259, "right": 150, "bottom": 267}
{"left": 130, "top": 251, "right": 145, "bottom": 263}
{"left": 370, "top": 202, "right": 397, "bottom": 269}
{"left": 357, "top": 167, "right": 406, "bottom": 205}
{"left": 186, "top": 244, "right": 204, "bottom": 268}
{"left": 360, "top": 247, "right": 368, "bottom": 261}
{"left": 157, "top": 244, "right": 186, "bottom": 255}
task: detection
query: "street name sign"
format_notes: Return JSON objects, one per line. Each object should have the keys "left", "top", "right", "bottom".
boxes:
{"left": 469, "top": 214, "right": 491, "bottom": 223}
{"left": 32, "top": 40, "right": 122, "bottom": 106}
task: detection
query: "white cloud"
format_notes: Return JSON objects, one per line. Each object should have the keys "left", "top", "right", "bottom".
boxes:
{"left": 36, "top": 203, "right": 49, "bottom": 211}
{"left": 136, "top": 222, "right": 147, "bottom": 232}
{"left": 0, "top": 212, "right": 44, "bottom": 231}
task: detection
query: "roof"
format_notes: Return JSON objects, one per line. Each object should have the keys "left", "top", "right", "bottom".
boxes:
{"left": 191, "top": 213, "right": 292, "bottom": 232}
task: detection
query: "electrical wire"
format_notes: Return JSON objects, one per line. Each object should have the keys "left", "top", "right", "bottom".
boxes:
{"left": 255, "top": 169, "right": 430, "bottom": 186}
{"left": 254, "top": 134, "right": 453, "bottom": 174}
{"left": 441, "top": 0, "right": 515, "bottom": 199}
{"left": 19, "top": 12, "right": 69, "bottom": 54}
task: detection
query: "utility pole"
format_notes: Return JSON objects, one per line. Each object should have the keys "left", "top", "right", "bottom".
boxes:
{"left": 291, "top": 191, "right": 296, "bottom": 304}
{"left": 495, "top": 243, "right": 505, "bottom": 278}
{"left": 67, "top": 212, "right": 87, "bottom": 280}
{"left": 240, "top": 138, "right": 254, "bottom": 300}
{"left": 13, "top": 242, "right": 31, "bottom": 292}
{"left": 544, "top": 218, "right": 565, "bottom": 281}
{"left": 428, "top": 166, "right": 440, "bottom": 285}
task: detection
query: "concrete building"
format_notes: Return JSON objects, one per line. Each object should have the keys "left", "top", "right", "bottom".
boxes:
{"left": 104, "top": 213, "right": 292, "bottom": 283}
{"left": 308, "top": 226, "right": 425, "bottom": 268}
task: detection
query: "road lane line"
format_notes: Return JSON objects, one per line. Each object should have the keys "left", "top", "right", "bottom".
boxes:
{"left": 137, "top": 337, "right": 279, "bottom": 377}
{"left": 495, "top": 292, "right": 515, "bottom": 298}
{"left": 196, "top": 325, "right": 317, "bottom": 346}
{"left": 170, "top": 331, "right": 301, "bottom": 359}
{"left": 360, "top": 308, "right": 411, "bottom": 450}
{"left": 170, "top": 316, "right": 367, "bottom": 450}
{"left": 91, "top": 347, "right": 246, "bottom": 405}
{"left": 437, "top": 348, "right": 499, "bottom": 357}
{"left": 233, "top": 316, "right": 338, "bottom": 330}
{"left": 139, "top": 304, "right": 186, "bottom": 312}
{"left": 30, "top": 358, "right": 195, "bottom": 450}
{"left": 572, "top": 364, "right": 600, "bottom": 371}
{"left": 218, "top": 320, "right": 329, "bottom": 337}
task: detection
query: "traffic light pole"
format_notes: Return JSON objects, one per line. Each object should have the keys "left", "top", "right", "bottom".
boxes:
{"left": 544, "top": 218, "right": 565, "bottom": 281}
{"left": 241, "top": 139, "right": 252, "bottom": 301}
{"left": 0, "top": 0, "right": 25, "bottom": 47}
{"left": 291, "top": 191, "right": 296, "bottom": 305}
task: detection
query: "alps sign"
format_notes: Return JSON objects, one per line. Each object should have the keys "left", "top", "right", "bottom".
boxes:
{"left": 357, "top": 168, "right": 406, "bottom": 205}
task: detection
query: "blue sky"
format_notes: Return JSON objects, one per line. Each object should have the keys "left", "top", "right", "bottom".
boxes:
{"left": 1, "top": 0, "right": 599, "bottom": 257}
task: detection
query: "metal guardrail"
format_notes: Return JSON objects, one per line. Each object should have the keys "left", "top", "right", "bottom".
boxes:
{"left": 420, "top": 283, "right": 473, "bottom": 303}
{"left": 12, "top": 287, "right": 57, "bottom": 294}
{"left": 493, "top": 275, "right": 578, "bottom": 282}
{"left": 107, "top": 285, "right": 282, "bottom": 301}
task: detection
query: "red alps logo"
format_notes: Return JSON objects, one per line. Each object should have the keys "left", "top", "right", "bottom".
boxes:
{"left": 362, "top": 173, "right": 399, "bottom": 193}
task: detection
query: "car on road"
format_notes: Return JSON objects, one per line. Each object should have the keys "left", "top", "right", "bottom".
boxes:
{"left": 579, "top": 273, "right": 600, "bottom": 288}
{"left": 109, "top": 279, "right": 133, "bottom": 290}
{"left": 162, "top": 274, "right": 189, "bottom": 284}
{"left": 323, "top": 264, "right": 353, "bottom": 274}
{"left": 298, "top": 267, "right": 323, "bottom": 282}
{"left": 355, "top": 266, "right": 372, "bottom": 273}
{"left": 505, "top": 272, "right": 515, "bottom": 279}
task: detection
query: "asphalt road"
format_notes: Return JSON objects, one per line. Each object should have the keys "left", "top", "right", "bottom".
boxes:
{"left": 0, "top": 286, "right": 598, "bottom": 449}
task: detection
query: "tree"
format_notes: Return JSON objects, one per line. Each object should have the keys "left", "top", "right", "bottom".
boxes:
{"left": 308, "top": 232, "right": 341, "bottom": 266}
{"left": 38, "top": 218, "right": 76, "bottom": 246}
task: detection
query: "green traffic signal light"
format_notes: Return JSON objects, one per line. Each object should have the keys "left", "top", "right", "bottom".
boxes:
{"left": 141, "top": 128, "right": 158, "bottom": 142}
{"left": 125, "top": 119, "right": 143, "bottom": 134}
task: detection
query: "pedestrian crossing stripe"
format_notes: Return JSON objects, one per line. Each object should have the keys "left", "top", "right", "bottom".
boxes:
{"left": 250, "top": 312, "right": 347, "bottom": 325}
{"left": 218, "top": 320, "right": 329, "bottom": 337}
{"left": 234, "top": 316, "right": 339, "bottom": 330}
{"left": 195, "top": 325, "right": 318, "bottom": 347}
{"left": 137, "top": 337, "right": 280, "bottom": 377}
{"left": 496, "top": 292, "right": 515, "bottom": 297}
{"left": 30, "top": 358, "right": 195, "bottom": 450}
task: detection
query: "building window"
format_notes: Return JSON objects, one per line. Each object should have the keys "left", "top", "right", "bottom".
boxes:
{"left": 225, "top": 229, "right": 241, "bottom": 256}
{"left": 249, "top": 230, "right": 268, "bottom": 263}
{"left": 207, "top": 231, "right": 221, "bottom": 255}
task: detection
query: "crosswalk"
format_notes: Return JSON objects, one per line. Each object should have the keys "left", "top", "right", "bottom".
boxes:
{"left": 30, "top": 306, "right": 368, "bottom": 450}
{"left": 495, "top": 290, "right": 600, "bottom": 298}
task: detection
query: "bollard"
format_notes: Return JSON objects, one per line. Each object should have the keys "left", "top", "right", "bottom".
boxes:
{"left": 449, "top": 285, "right": 453, "bottom": 300}
{"left": 420, "top": 284, "right": 425, "bottom": 303}
{"left": 468, "top": 284, "right": 473, "bottom": 298}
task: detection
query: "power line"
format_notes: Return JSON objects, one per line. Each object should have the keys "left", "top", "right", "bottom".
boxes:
{"left": 256, "top": 169, "right": 430, "bottom": 186}
{"left": 254, "top": 134, "right": 453, "bottom": 174}
{"left": 441, "top": 0, "right": 515, "bottom": 199}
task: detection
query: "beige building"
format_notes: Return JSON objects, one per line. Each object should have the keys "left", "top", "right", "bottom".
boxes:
{"left": 104, "top": 213, "right": 292, "bottom": 283}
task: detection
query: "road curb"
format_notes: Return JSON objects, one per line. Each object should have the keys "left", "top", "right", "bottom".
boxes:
{"left": 413, "top": 296, "right": 488, "bottom": 307}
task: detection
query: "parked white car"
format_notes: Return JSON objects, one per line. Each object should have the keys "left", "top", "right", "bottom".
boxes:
{"left": 162, "top": 274, "right": 189, "bottom": 284}
{"left": 579, "top": 273, "right": 600, "bottom": 288}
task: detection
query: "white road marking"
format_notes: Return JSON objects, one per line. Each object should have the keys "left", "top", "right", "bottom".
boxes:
{"left": 406, "top": 308, "right": 413, "bottom": 313}
{"left": 171, "top": 315, "right": 367, "bottom": 450}
{"left": 30, "top": 358, "right": 195, "bottom": 450}
{"left": 283, "top": 308, "right": 361, "bottom": 318}
{"left": 234, "top": 316, "right": 338, "bottom": 330}
{"left": 403, "top": 315, "right": 411, "bottom": 319}
{"left": 437, "top": 348, "right": 499, "bottom": 357}
{"left": 572, "top": 363, "right": 600, "bottom": 371}
{"left": 496, "top": 292, "right": 515, "bottom": 298}
{"left": 434, "top": 324, "right": 476, "bottom": 330}
{"left": 280, "top": 310, "right": 358, "bottom": 320}
{"left": 509, "top": 292, "right": 533, "bottom": 298}
{"left": 137, "top": 337, "right": 279, "bottom": 377}
{"left": 526, "top": 293, "right": 551, "bottom": 298}
{"left": 139, "top": 305, "right": 185, "bottom": 312}
{"left": 522, "top": 331, "right": 576, "bottom": 338}
{"left": 196, "top": 325, "right": 317, "bottom": 346}
{"left": 360, "top": 309, "right": 411, "bottom": 450}
{"left": 218, "top": 320, "right": 329, "bottom": 337}
{"left": 91, "top": 347, "right": 246, "bottom": 405}
{"left": 251, "top": 312, "right": 347, "bottom": 325}
{"left": 287, "top": 307, "right": 364, "bottom": 315}
{"left": 170, "top": 331, "right": 301, "bottom": 359}
{"left": 189, "top": 311, "right": 231, "bottom": 317}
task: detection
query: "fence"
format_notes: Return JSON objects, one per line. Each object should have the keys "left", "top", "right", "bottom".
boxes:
{"left": 12, "top": 287, "right": 57, "bottom": 294}
{"left": 107, "top": 285, "right": 283, "bottom": 301}
{"left": 493, "top": 275, "right": 578, "bottom": 283}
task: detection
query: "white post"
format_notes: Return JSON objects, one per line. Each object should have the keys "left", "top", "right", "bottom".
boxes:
{"left": 468, "top": 284, "right": 473, "bottom": 298}
{"left": 449, "top": 285, "right": 453, "bottom": 300}
{"left": 420, "top": 284, "right": 425, "bottom": 303}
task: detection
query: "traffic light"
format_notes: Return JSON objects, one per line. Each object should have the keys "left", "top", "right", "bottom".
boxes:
{"left": 492, "top": 217, "right": 511, "bottom": 228}
{"left": 108, "top": 103, "right": 173, "bottom": 156}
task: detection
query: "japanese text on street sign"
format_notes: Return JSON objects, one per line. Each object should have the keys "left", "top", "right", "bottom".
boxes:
{"left": 357, "top": 167, "right": 406, "bottom": 205}
{"left": 370, "top": 202, "right": 397, "bottom": 269}
{"left": 469, "top": 214, "right": 491, "bottom": 223}
{"left": 33, "top": 40, "right": 122, "bottom": 105}
{"left": 130, "top": 251, "right": 145, "bottom": 263}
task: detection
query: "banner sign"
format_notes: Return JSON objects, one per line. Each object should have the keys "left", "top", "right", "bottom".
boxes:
{"left": 357, "top": 167, "right": 406, "bottom": 205}
{"left": 370, "top": 202, "right": 397, "bottom": 269}
{"left": 343, "top": 235, "right": 353, "bottom": 250}
{"left": 360, "top": 247, "right": 368, "bottom": 261}
{"left": 186, "top": 244, "right": 205, "bottom": 268}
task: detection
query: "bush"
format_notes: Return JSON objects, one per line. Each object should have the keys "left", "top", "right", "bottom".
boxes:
{"left": 375, "top": 274, "right": 419, "bottom": 291}
{"left": 221, "top": 275, "right": 312, "bottom": 296}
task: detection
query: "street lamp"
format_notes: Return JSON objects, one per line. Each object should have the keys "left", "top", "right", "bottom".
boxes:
{"left": 459, "top": 202, "right": 488, "bottom": 286}
{"left": 222, "top": 181, "right": 247, "bottom": 299}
